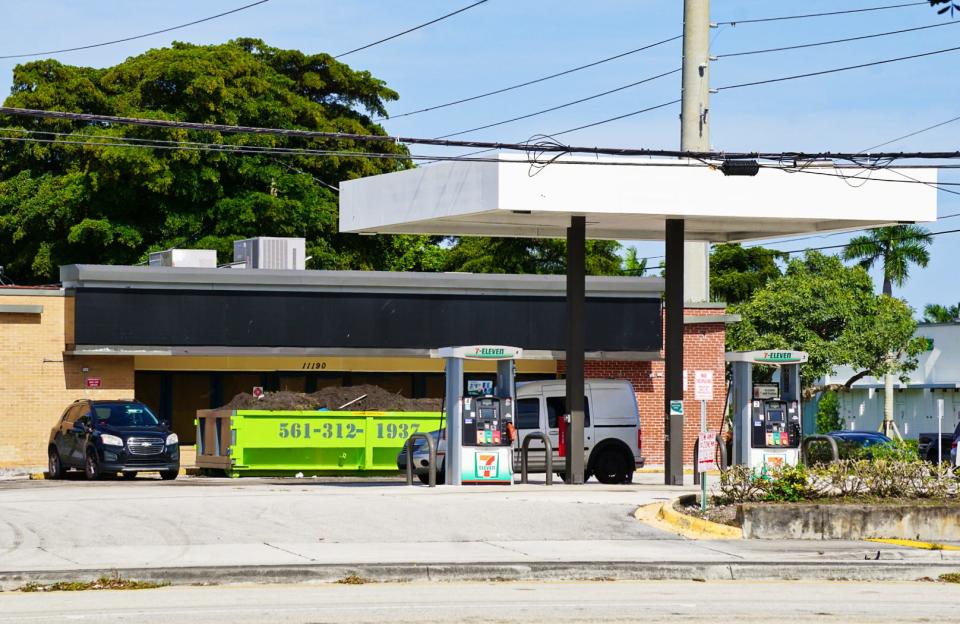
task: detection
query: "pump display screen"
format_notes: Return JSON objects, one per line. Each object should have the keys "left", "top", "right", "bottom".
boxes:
{"left": 767, "top": 410, "right": 784, "bottom": 422}
{"left": 480, "top": 407, "right": 496, "bottom": 420}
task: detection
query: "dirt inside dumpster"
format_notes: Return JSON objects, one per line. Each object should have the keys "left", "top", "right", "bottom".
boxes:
{"left": 220, "top": 384, "right": 442, "bottom": 412}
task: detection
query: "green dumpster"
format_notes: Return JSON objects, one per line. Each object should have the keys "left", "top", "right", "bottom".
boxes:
{"left": 195, "top": 409, "right": 443, "bottom": 476}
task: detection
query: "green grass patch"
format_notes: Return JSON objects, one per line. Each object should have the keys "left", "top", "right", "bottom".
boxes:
{"left": 939, "top": 573, "right": 960, "bottom": 583}
{"left": 18, "top": 575, "right": 168, "bottom": 592}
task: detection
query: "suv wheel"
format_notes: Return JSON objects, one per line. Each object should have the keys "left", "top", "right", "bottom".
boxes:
{"left": 84, "top": 449, "right": 101, "bottom": 480}
{"left": 593, "top": 449, "right": 628, "bottom": 484}
{"left": 160, "top": 469, "right": 179, "bottom": 481}
{"left": 48, "top": 447, "right": 64, "bottom": 479}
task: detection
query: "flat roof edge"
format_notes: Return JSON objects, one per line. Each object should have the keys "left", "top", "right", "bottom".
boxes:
{"left": 59, "top": 265, "right": 664, "bottom": 296}
{"left": 68, "top": 345, "right": 661, "bottom": 361}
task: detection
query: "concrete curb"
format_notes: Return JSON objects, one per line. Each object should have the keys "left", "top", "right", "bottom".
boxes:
{"left": 868, "top": 538, "right": 960, "bottom": 551}
{"left": 29, "top": 467, "right": 194, "bottom": 480}
{"left": 2, "top": 560, "right": 958, "bottom": 589}
{"left": 634, "top": 495, "right": 742, "bottom": 540}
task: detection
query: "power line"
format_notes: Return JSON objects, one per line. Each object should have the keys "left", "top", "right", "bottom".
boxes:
{"left": 777, "top": 227, "right": 960, "bottom": 256}
{"left": 717, "top": 43, "right": 960, "bottom": 91}
{"left": 334, "top": 0, "right": 489, "bottom": 58}
{"left": 716, "top": 1, "right": 929, "bottom": 26}
{"left": 630, "top": 227, "right": 960, "bottom": 274}
{"left": 4, "top": 106, "right": 960, "bottom": 161}
{"left": 717, "top": 21, "right": 959, "bottom": 59}
{"left": 381, "top": 7, "right": 941, "bottom": 125}
{"left": 435, "top": 68, "right": 680, "bottom": 139}
{"left": 862, "top": 113, "right": 960, "bottom": 153}
{"left": 0, "top": 0, "right": 272, "bottom": 60}
{"left": 427, "top": 98, "right": 682, "bottom": 163}
{"left": 0, "top": 132, "right": 711, "bottom": 168}
{"left": 550, "top": 99, "right": 681, "bottom": 137}
{"left": 377, "top": 34, "right": 681, "bottom": 121}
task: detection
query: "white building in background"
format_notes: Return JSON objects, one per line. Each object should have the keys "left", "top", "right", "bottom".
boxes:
{"left": 822, "top": 323, "right": 960, "bottom": 438}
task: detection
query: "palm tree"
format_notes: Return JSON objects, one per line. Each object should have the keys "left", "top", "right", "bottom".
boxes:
{"left": 843, "top": 225, "right": 932, "bottom": 439}
{"left": 923, "top": 303, "right": 960, "bottom": 323}
{"left": 842, "top": 225, "right": 932, "bottom": 296}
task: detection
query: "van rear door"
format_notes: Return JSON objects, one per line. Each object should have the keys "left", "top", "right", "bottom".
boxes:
{"left": 543, "top": 385, "right": 592, "bottom": 468}
{"left": 514, "top": 393, "right": 545, "bottom": 471}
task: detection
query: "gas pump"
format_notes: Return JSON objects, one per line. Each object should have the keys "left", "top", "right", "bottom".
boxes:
{"left": 726, "top": 350, "right": 809, "bottom": 471}
{"left": 434, "top": 346, "right": 522, "bottom": 485}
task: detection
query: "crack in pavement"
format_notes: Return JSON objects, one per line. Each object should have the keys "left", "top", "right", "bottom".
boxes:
{"left": 36, "top": 545, "right": 80, "bottom": 566}
{"left": 261, "top": 542, "right": 316, "bottom": 562}
{"left": 483, "top": 541, "right": 532, "bottom": 557}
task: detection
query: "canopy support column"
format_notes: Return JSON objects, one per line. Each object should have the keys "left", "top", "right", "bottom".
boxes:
{"left": 665, "top": 219, "right": 685, "bottom": 486}
{"left": 565, "top": 216, "right": 586, "bottom": 484}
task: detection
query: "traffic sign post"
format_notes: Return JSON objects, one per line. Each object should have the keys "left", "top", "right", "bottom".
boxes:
{"left": 938, "top": 398, "right": 945, "bottom": 467}
{"left": 694, "top": 370, "right": 714, "bottom": 511}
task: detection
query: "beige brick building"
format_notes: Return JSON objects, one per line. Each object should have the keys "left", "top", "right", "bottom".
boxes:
{"left": 0, "top": 288, "right": 133, "bottom": 468}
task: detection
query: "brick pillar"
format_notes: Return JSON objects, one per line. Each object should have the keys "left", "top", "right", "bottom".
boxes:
{"left": 557, "top": 306, "right": 727, "bottom": 466}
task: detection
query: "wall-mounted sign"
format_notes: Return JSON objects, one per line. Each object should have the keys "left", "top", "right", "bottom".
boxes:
{"left": 85, "top": 377, "right": 101, "bottom": 388}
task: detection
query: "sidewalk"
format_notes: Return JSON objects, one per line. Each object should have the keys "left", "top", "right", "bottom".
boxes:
{"left": 0, "top": 474, "right": 957, "bottom": 587}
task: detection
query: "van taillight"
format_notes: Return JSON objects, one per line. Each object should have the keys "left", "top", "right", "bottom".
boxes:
{"left": 637, "top": 428, "right": 643, "bottom": 454}
{"left": 952, "top": 440, "right": 957, "bottom": 449}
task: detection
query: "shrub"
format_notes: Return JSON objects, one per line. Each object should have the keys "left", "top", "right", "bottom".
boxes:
{"left": 763, "top": 464, "right": 809, "bottom": 502}
{"left": 715, "top": 456, "right": 958, "bottom": 505}
{"left": 816, "top": 391, "right": 842, "bottom": 434}
{"left": 851, "top": 439, "right": 920, "bottom": 462}
{"left": 716, "top": 464, "right": 768, "bottom": 505}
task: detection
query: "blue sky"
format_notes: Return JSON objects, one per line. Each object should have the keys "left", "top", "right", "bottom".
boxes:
{"left": 1, "top": 1, "right": 958, "bottom": 312}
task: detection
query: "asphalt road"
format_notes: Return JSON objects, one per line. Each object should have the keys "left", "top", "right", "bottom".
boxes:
{"left": 0, "top": 580, "right": 955, "bottom": 623}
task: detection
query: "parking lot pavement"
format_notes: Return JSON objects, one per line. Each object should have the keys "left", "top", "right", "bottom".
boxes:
{"left": 0, "top": 475, "right": 693, "bottom": 572}
{"left": 0, "top": 474, "right": 955, "bottom": 585}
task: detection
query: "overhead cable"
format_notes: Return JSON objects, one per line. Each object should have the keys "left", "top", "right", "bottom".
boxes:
{"left": 862, "top": 113, "right": 960, "bottom": 153}
{"left": 4, "top": 106, "right": 960, "bottom": 161}
{"left": 435, "top": 68, "right": 680, "bottom": 139}
{"left": 334, "top": 0, "right": 489, "bottom": 58}
{"left": 377, "top": 34, "right": 682, "bottom": 121}
{"left": 717, "top": 43, "right": 960, "bottom": 91}
{"left": 0, "top": 132, "right": 711, "bottom": 167}
{"left": 629, "top": 227, "right": 960, "bottom": 274}
{"left": 716, "top": 1, "right": 929, "bottom": 26}
{"left": 0, "top": 0, "right": 272, "bottom": 60}
{"left": 717, "top": 21, "right": 959, "bottom": 59}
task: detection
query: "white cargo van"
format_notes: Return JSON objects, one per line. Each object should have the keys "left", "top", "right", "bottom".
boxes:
{"left": 399, "top": 379, "right": 644, "bottom": 484}
{"left": 515, "top": 379, "right": 643, "bottom": 483}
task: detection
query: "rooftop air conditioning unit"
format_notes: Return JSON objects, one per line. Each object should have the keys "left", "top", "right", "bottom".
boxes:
{"left": 148, "top": 249, "right": 218, "bottom": 268}
{"left": 232, "top": 237, "right": 306, "bottom": 270}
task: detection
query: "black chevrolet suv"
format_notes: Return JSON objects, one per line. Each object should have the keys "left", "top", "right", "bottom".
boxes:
{"left": 48, "top": 400, "right": 179, "bottom": 480}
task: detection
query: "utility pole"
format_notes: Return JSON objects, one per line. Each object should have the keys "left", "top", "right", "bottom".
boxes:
{"left": 681, "top": 0, "right": 711, "bottom": 298}
{"left": 666, "top": 0, "right": 711, "bottom": 486}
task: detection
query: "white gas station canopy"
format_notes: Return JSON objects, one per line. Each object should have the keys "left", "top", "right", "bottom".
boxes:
{"left": 340, "top": 155, "right": 937, "bottom": 241}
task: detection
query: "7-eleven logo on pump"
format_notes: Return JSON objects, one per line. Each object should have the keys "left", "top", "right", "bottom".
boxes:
{"left": 476, "top": 453, "right": 499, "bottom": 479}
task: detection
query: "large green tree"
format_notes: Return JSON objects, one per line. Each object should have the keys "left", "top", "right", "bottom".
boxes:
{"left": 0, "top": 38, "right": 442, "bottom": 283}
{"left": 709, "top": 243, "right": 784, "bottom": 304}
{"left": 842, "top": 225, "right": 932, "bottom": 297}
{"left": 728, "top": 252, "right": 927, "bottom": 392}
{"left": 441, "top": 237, "right": 625, "bottom": 276}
